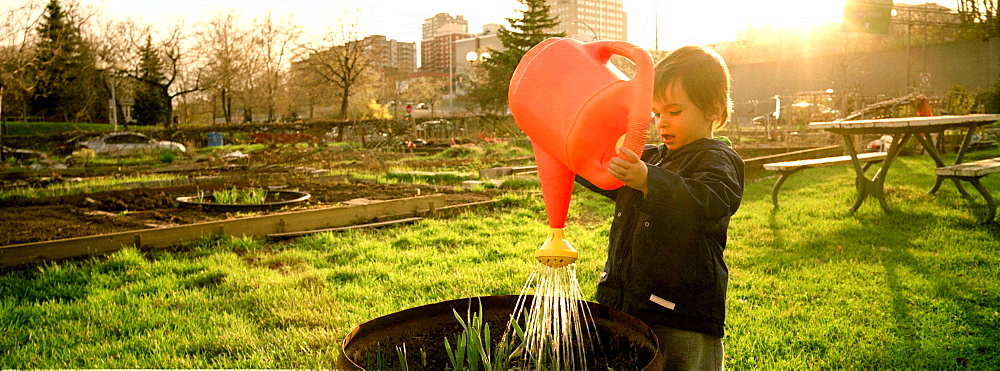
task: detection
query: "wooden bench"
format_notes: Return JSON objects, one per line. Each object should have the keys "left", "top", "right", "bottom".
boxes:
{"left": 764, "top": 152, "right": 888, "bottom": 208}
{"left": 935, "top": 157, "right": 1000, "bottom": 223}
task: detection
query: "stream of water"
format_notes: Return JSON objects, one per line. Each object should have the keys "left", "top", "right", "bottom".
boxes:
{"left": 509, "top": 263, "right": 605, "bottom": 370}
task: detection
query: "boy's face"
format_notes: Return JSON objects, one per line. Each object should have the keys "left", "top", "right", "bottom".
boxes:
{"left": 652, "top": 81, "right": 716, "bottom": 150}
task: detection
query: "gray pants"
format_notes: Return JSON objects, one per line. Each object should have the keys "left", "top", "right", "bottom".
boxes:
{"left": 651, "top": 325, "right": 724, "bottom": 371}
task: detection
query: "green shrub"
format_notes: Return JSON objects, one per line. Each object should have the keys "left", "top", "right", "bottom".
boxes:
{"left": 383, "top": 171, "right": 469, "bottom": 185}
{"left": 439, "top": 145, "right": 484, "bottom": 158}
{"left": 985, "top": 80, "right": 1000, "bottom": 114}
{"left": 499, "top": 177, "right": 540, "bottom": 190}
{"left": 209, "top": 187, "right": 267, "bottom": 204}
{"left": 159, "top": 150, "right": 176, "bottom": 163}
{"left": 481, "top": 142, "right": 532, "bottom": 159}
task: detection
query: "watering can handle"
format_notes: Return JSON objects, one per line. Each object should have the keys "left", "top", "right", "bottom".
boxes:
{"left": 602, "top": 41, "right": 654, "bottom": 159}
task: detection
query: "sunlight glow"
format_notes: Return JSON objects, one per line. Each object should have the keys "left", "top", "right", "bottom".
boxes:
{"left": 74, "top": 0, "right": 961, "bottom": 50}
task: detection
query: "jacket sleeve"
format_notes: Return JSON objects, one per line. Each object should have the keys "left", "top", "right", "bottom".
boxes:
{"left": 634, "top": 151, "right": 743, "bottom": 224}
{"left": 575, "top": 175, "right": 619, "bottom": 200}
{"left": 574, "top": 145, "right": 660, "bottom": 200}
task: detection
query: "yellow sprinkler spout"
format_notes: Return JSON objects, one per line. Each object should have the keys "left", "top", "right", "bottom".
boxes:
{"left": 534, "top": 228, "right": 578, "bottom": 268}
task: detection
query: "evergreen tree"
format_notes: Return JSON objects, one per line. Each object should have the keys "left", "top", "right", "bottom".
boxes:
{"left": 133, "top": 36, "right": 169, "bottom": 125}
{"left": 467, "top": 0, "right": 564, "bottom": 115}
{"left": 29, "top": 0, "right": 94, "bottom": 121}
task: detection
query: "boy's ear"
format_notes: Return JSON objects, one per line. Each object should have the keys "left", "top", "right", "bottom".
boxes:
{"left": 706, "top": 105, "right": 724, "bottom": 123}
{"left": 706, "top": 111, "right": 721, "bottom": 123}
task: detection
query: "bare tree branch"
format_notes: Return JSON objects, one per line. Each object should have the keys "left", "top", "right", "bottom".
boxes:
{"left": 297, "top": 9, "right": 372, "bottom": 119}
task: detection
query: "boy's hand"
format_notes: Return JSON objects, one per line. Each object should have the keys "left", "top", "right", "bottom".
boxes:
{"left": 609, "top": 147, "right": 648, "bottom": 194}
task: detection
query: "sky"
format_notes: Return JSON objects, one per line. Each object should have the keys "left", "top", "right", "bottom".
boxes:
{"left": 83, "top": 0, "right": 960, "bottom": 50}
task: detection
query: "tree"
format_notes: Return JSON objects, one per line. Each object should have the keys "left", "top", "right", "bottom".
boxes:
{"left": 288, "top": 59, "right": 331, "bottom": 120}
{"left": 198, "top": 11, "right": 248, "bottom": 124}
{"left": 468, "top": 0, "right": 564, "bottom": 115}
{"left": 299, "top": 10, "right": 372, "bottom": 119}
{"left": 404, "top": 76, "right": 447, "bottom": 115}
{"left": 958, "top": 0, "right": 999, "bottom": 38}
{"left": 985, "top": 79, "right": 1000, "bottom": 113}
{"left": 29, "top": 0, "right": 96, "bottom": 121}
{"left": 94, "top": 16, "right": 203, "bottom": 127}
{"left": 141, "top": 20, "right": 201, "bottom": 127}
{"left": 132, "top": 36, "right": 168, "bottom": 125}
{"left": 1, "top": 1, "right": 48, "bottom": 161}
{"left": 250, "top": 12, "right": 301, "bottom": 122}
{"left": 0, "top": 0, "right": 44, "bottom": 124}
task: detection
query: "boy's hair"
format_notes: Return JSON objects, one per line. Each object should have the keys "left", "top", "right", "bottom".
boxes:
{"left": 653, "top": 45, "right": 733, "bottom": 130}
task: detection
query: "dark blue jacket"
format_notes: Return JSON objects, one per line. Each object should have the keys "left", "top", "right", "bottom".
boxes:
{"left": 578, "top": 138, "right": 744, "bottom": 338}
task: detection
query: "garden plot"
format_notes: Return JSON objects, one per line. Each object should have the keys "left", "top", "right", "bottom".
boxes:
{"left": 0, "top": 176, "right": 498, "bottom": 247}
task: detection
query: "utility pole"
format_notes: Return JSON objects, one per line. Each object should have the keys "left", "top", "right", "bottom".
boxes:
{"left": 96, "top": 59, "right": 124, "bottom": 131}
{"left": 109, "top": 73, "right": 118, "bottom": 131}
{"left": 654, "top": 2, "right": 659, "bottom": 51}
{"left": 448, "top": 35, "right": 453, "bottom": 115}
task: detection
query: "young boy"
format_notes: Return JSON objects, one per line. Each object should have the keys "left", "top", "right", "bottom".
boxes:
{"left": 577, "top": 45, "right": 744, "bottom": 370}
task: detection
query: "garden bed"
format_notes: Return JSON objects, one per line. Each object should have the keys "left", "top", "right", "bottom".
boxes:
{"left": 0, "top": 177, "right": 498, "bottom": 246}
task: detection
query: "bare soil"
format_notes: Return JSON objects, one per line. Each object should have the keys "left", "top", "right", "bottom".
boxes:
{"left": 0, "top": 141, "right": 531, "bottom": 246}
{"left": 0, "top": 177, "right": 498, "bottom": 246}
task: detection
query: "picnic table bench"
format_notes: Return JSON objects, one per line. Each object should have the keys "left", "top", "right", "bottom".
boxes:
{"left": 764, "top": 152, "right": 887, "bottom": 208}
{"left": 935, "top": 157, "right": 1000, "bottom": 223}
{"left": 810, "top": 114, "right": 1000, "bottom": 215}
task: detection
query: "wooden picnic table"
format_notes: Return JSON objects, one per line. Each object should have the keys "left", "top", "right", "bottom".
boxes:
{"left": 809, "top": 114, "right": 1000, "bottom": 214}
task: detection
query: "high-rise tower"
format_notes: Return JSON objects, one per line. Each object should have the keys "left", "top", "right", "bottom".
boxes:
{"left": 547, "top": 0, "right": 628, "bottom": 41}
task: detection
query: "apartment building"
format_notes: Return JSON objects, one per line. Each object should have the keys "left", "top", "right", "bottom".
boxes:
{"left": 420, "top": 13, "right": 472, "bottom": 73}
{"left": 422, "top": 13, "right": 469, "bottom": 40}
{"left": 547, "top": 0, "right": 627, "bottom": 41}
{"left": 352, "top": 35, "right": 417, "bottom": 75}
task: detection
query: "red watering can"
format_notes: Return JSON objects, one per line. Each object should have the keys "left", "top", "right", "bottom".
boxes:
{"left": 509, "top": 38, "right": 653, "bottom": 267}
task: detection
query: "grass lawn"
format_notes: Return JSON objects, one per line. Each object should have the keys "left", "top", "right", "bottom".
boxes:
{"left": 5, "top": 122, "right": 116, "bottom": 136}
{"left": 1, "top": 148, "right": 998, "bottom": 368}
{"left": 0, "top": 173, "right": 184, "bottom": 201}
{"left": 4, "top": 121, "right": 167, "bottom": 137}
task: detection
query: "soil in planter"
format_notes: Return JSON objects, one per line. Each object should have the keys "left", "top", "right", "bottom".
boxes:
{"left": 342, "top": 296, "right": 657, "bottom": 370}
{"left": 352, "top": 317, "right": 650, "bottom": 370}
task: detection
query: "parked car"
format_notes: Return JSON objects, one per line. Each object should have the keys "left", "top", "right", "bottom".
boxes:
{"left": 78, "top": 132, "right": 186, "bottom": 156}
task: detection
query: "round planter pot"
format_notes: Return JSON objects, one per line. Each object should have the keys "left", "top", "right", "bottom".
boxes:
{"left": 175, "top": 190, "right": 310, "bottom": 212}
{"left": 339, "top": 294, "right": 662, "bottom": 370}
